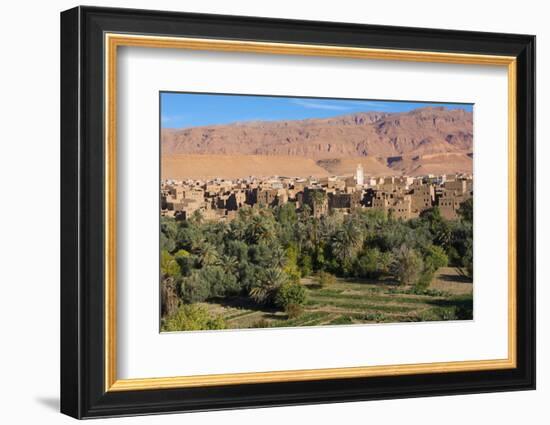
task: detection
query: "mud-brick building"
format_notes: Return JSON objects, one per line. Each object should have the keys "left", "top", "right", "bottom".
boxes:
{"left": 411, "top": 184, "right": 435, "bottom": 214}
{"left": 389, "top": 195, "right": 413, "bottom": 220}
{"left": 166, "top": 198, "right": 203, "bottom": 221}
{"left": 437, "top": 189, "right": 472, "bottom": 220}
{"left": 247, "top": 187, "right": 279, "bottom": 207}
{"left": 217, "top": 191, "right": 246, "bottom": 211}
{"left": 444, "top": 179, "right": 468, "bottom": 195}
{"left": 328, "top": 191, "right": 362, "bottom": 214}
{"left": 167, "top": 185, "right": 205, "bottom": 203}
{"left": 437, "top": 192, "right": 467, "bottom": 220}
{"left": 369, "top": 191, "right": 413, "bottom": 220}
{"left": 436, "top": 178, "right": 472, "bottom": 220}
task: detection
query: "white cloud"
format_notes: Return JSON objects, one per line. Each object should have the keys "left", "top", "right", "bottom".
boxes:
{"left": 352, "top": 100, "right": 391, "bottom": 109}
{"left": 289, "top": 98, "right": 354, "bottom": 111}
{"left": 161, "top": 114, "right": 187, "bottom": 124}
{"left": 290, "top": 98, "right": 392, "bottom": 111}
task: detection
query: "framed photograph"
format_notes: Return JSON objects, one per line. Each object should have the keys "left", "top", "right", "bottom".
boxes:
{"left": 60, "top": 6, "right": 536, "bottom": 419}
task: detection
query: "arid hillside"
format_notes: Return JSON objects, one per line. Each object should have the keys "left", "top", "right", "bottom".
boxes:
{"left": 161, "top": 106, "right": 473, "bottom": 178}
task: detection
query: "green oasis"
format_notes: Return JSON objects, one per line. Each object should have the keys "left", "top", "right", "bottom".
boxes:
{"left": 160, "top": 199, "right": 473, "bottom": 331}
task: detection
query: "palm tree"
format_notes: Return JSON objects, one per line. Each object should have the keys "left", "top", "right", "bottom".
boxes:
{"left": 187, "top": 232, "right": 206, "bottom": 255}
{"left": 269, "top": 244, "right": 287, "bottom": 269}
{"left": 195, "top": 242, "right": 219, "bottom": 267}
{"left": 249, "top": 267, "right": 287, "bottom": 304}
{"left": 331, "top": 220, "right": 364, "bottom": 265}
{"left": 310, "top": 191, "right": 327, "bottom": 218}
{"left": 296, "top": 219, "right": 313, "bottom": 253}
{"left": 218, "top": 254, "right": 239, "bottom": 275}
{"left": 300, "top": 204, "right": 312, "bottom": 219}
{"left": 246, "top": 214, "right": 275, "bottom": 243}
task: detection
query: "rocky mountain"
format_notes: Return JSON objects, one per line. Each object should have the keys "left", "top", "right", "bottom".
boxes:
{"left": 161, "top": 106, "right": 473, "bottom": 177}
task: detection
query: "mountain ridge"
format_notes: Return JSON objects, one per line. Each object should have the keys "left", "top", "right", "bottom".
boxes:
{"left": 161, "top": 106, "right": 473, "bottom": 177}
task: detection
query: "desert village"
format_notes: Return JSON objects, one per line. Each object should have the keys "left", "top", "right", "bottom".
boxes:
{"left": 161, "top": 165, "right": 472, "bottom": 222}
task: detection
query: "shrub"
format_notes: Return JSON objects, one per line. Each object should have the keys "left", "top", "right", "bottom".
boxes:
{"left": 390, "top": 245, "right": 423, "bottom": 286}
{"left": 283, "top": 245, "right": 302, "bottom": 284}
{"left": 199, "top": 265, "right": 239, "bottom": 297}
{"left": 160, "top": 232, "right": 176, "bottom": 253}
{"left": 180, "top": 272, "right": 211, "bottom": 303}
{"left": 174, "top": 249, "right": 194, "bottom": 276}
{"left": 285, "top": 267, "right": 302, "bottom": 285}
{"left": 285, "top": 303, "right": 304, "bottom": 319}
{"left": 316, "top": 271, "right": 336, "bottom": 288}
{"left": 419, "top": 207, "right": 452, "bottom": 248}
{"left": 299, "top": 254, "right": 313, "bottom": 277}
{"left": 160, "top": 250, "right": 180, "bottom": 278}
{"left": 354, "top": 248, "right": 393, "bottom": 279}
{"left": 355, "top": 249, "right": 376, "bottom": 279}
{"left": 379, "top": 251, "right": 394, "bottom": 273}
{"left": 386, "top": 286, "right": 449, "bottom": 297}
{"left": 419, "top": 307, "right": 459, "bottom": 322}
{"left": 425, "top": 245, "right": 449, "bottom": 270}
{"left": 251, "top": 319, "right": 271, "bottom": 328}
{"left": 362, "top": 312, "right": 388, "bottom": 322}
{"left": 160, "top": 217, "right": 178, "bottom": 252}
{"left": 161, "top": 304, "right": 226, "bottom": 332}
{"left": 415, "top": 267, "right": 435, "bottom": 291}
{"left": 415, "top": 245, "right": 449, "bottom": 290}
{"left": 330, "top": 315, "right": 354, "bottom": 325}
{"left": 418, "top": 294, "right": 473, "bottom": 322}
{"left": 449, "top": 221, "right": 473, "bottom": 268}
{"left": 174, "top": 249, "right": 190, "bottom": 258}
{"left": 275, "top": 282, "right": 307, "bottom": 309}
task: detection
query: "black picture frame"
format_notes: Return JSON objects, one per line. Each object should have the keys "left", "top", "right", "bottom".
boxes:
{"left": 60, "top": 5, "right": 536, "bottom": 419}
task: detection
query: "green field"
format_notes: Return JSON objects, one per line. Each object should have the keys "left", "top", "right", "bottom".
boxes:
{"left": 197, "top": 267, "right": 473, "bottom": 329}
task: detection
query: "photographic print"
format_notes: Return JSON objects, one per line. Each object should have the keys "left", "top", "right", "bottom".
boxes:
{"left": 160, "top": 93, "right": 474, "bottom": 332}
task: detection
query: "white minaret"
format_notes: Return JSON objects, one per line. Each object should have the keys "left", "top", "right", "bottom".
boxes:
{"left": 356, "top": 164, "right": 364, "bottom": 186}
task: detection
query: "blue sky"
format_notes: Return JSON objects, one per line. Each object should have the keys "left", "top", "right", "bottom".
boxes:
{"left": 161, "top": 92, "right": 473, "bottom": 129}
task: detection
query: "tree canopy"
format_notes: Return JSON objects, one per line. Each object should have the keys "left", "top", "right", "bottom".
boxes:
{"left": 160, "top": 201, "right": 473, "bottom": 328}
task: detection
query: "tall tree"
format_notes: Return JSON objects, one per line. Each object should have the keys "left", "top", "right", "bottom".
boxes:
{"left": 391, "top": 244, "right": 423, "bottom": 286}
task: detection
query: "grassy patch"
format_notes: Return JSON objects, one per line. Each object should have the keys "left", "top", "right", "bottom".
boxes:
{"left": 308, "top": 298, "right": 419, "bottom": 313}
{"left": 328, "top": 315, "right": 355, "bottom": 325}
{"left": 276, "top": 311, "right": 330, "bottom": 327}
{"left": 385, "top": 287, "right": 451, "bottom": 297}
{"left": 308, "top": 291, "right": 437, "bottom": 306}
{"left": 312, "top": 288, "right": 345, "bottom": 297}
{"left": 198, "top": 271, "right": 473, "bottom": 330}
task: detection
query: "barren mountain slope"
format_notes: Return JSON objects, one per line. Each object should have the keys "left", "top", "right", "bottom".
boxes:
{"left": 161, "top": 106, "right": 473, "bottom": 177}
{"left": 162, "top": 107, "right": 472, "bottom": 158}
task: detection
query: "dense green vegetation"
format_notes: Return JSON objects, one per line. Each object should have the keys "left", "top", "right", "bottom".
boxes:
{"left": 160, "top": 199, "right": 473, "bottom": 331}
